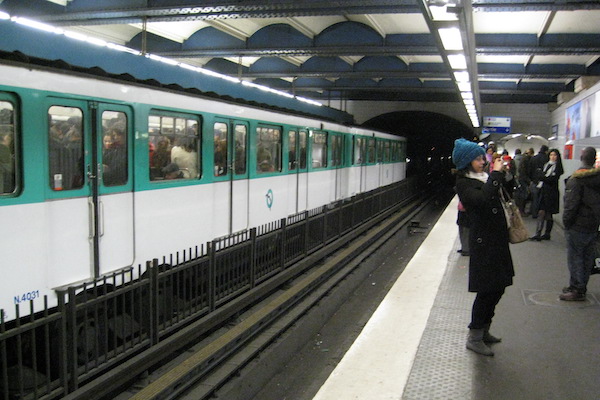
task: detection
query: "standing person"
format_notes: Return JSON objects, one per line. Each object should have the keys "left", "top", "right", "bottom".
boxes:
{"left": 516, "top": 148, "right": 533, "bottom": 215}
{"left": 530, "top": 149, "right": 564, "bottom": 240}
{"left": 560, "top": 147, "right": 600, "bottom": 301}
{"left": 529, "top": 145, "right": 549, "bottom": 218}
{"left": 452, "top": 139, "right": 514, "bottom": 357}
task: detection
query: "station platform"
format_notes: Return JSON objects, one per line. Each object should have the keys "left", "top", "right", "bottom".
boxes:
{"left": 312, "top": 196, "right": 600, "bottom": 400}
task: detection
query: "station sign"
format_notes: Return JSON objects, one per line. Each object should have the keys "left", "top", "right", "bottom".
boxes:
{"left": 482, "top": 116, "right": 511, "bottom": 134}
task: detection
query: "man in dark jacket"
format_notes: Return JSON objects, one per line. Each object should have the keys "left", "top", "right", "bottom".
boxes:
{"left": 560, "top": 147, "right": 600, "bottom": 301}
{"left": 528, "top": 145, "right": 549, "bottom": 217}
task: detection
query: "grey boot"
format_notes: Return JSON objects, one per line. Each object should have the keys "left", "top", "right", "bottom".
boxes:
{"left": 483, "top": 324, "right": 502, "bottom": 343}
{"left": 466, "top": 329, "right": 494, "bottom": 356}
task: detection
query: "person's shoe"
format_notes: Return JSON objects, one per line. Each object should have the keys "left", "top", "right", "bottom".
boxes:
{"left": 562, "top": 286, "right": 575, "bottom": 293}
{"left": 461, "top": 252, "right": 470, "bottom": 257}
{"left": 466, "top": 329, "right": 494, "bottom": 356}
{"left": 559, "top": 291, "right": 586, "bottom": 301}
{"left": 529, "top": 235, "right": 541, "bottom": 241}
{"left": 483, "top": 324, "right": 502, "bottom": 344}
{"left": 540, "top": 233, "right": 551, "bottom": 240}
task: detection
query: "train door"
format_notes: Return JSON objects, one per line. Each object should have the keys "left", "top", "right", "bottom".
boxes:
{"left": 288, "top": 129, "right": 308, "bottom": 213}
{"left": 95, "top": 104, "right": 135, "bottom": 276}
{"left": 46, "top": 100, "right": 134, "bottom": 288}
{"left": 213, "top": 118, "right": 249, "bottom": 234}
{"left": 365, "top": 136, "right": 376, "bottom": 191}
{"left": 377, "top": 139, "right": 384, "bottom": 187}
{"left": 331, "top": 133, "right": 344, "bottom": 200}
{"left": 353, "top": 136, "right": 367, "bottom": 193}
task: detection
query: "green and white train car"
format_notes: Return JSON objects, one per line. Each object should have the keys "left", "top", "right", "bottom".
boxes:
{"left": 0, "top": 61, "right": 406, "bottom": 321}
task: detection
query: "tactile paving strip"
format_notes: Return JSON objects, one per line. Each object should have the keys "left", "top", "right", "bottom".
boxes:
{"left": 402, "top": 240, "right": 475, "bottom": 400}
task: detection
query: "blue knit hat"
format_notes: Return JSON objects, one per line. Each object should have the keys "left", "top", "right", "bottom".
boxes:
{"left": 452, "top": 138, "right": 485, "bottom": 170}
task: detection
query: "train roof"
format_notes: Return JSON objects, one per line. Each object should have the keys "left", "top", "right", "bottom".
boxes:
{"left": 0, "top": 19, "right": 357, "bottom": 126}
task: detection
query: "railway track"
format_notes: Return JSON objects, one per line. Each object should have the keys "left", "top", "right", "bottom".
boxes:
{"left": 105, "top": 190, "right": 444, "bottom": 400}
{"left": 54, "top": 184, "right": 450, "bottom": 400}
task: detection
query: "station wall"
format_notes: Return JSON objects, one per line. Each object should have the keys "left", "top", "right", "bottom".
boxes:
{"left": 347, "top": 100, "right": 552, "bottom": 138}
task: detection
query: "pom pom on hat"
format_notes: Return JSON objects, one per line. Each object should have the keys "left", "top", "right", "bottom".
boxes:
{"left": 452, "top": 138, "right": 485, "bottom": 170}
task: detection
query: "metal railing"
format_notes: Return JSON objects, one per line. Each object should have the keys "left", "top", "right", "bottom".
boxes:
{"left": 0, "top": 176, "right": 424, "bottom": 400}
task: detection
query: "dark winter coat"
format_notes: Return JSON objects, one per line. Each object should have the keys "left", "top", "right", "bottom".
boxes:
{"left": 539, "top": 163, "right": 563, "bottom": 215}
{"left": 529, "top": 152, "right": 549, "bottom": 183}
{"left": 455, "top": 171, "right": 515, "bottom": 293}
{"left": 563, "top": 167, "right": 600, "bottom": 233}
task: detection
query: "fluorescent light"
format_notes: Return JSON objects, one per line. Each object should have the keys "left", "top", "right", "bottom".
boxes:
{"left": 64, "top": 30, "right": 88, "bottom": 42}
{"left": 461, "top": 91, "right": 473, "bottom": 100}
{"left": 296, "top": 96, "right": 323, "bottom": 106}
{"left": 106, "top": 42, "right": 141, "bottom": 55}
{"left": 463, "top": 98, "right": 474, "bottom": 105}
{"left": 13, "top": 17, "right": 63, "bottom": 34}
{"left": 448, "top": 54, "right": 467, "bottom": 69}
{"left": 146, "top": 53, "right": 179, "bottom": 66}
{"left": 430, "top": 5, "right": 458, "bottom": 21}
{"left": 438, "top": 28, "right": 463, "bottom": 51}
{"left": 0, "top": 12, "right": 10, "bottom": 20}
{"left": 454, "top": 71, "right": 469, "bottom": 82}
{"left": 457, "top": 81, "right": 471, "bottom": 92}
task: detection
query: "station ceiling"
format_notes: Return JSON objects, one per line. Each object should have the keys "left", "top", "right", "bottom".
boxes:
{"left": 1, "top": 0, "right": 599, "bottom": 107}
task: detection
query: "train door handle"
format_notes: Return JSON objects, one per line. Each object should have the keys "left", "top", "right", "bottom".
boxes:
{"left": 99, "top": 201, "right": 105, "bottom": 237}
{"left": 88, "top": 198, "right": 95, "bottom": 239}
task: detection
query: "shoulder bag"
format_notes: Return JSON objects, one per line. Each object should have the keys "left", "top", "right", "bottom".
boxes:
{"left": 500, "top": 187, "right": 529, "bottom": 244}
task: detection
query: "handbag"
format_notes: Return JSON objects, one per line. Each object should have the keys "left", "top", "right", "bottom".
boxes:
{"left": 499, "top": 187, "right": 529, "bottom": 244}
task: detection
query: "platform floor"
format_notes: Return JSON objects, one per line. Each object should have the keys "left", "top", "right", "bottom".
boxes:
{"left": 313, "top": 196, "right": 600, "bottom": 400}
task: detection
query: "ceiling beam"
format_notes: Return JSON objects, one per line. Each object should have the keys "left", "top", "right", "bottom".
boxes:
{"left": 3, "top": 0, "right": 420, "bottom": 25}
{"left": 472, "top": 0, "right": 600, "bottom": 12}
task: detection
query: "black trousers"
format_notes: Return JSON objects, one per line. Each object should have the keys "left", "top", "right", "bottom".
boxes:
{"left": 469, "top": 290, "right": 505, "bottom": 329}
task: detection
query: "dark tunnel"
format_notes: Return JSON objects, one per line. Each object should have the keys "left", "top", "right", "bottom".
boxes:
{"left": 363, "top": 111, "right": 476, "bottom": 178}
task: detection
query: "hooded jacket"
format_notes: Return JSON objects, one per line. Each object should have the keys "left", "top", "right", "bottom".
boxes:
{"left": 563, "top": 167, "right": 600, "bottom": 233}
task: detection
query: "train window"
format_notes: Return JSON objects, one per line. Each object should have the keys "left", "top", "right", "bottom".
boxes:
{"left": 311, "top": 131, "right": 328, "bottom": 169}
{"left": 214, "top": 122, "right": 228, "bottom": 176}
{"left": 367, "top": 138, "right": 376, "bottom": 164}
{"left": 331, "top": 135, "right": 343, "bottom": 167}
{"left": 101, "top": 111, "right": 128, "bottom": 186}
{"left": 0, "top": 101, "right": 16, "bottom": 195}
{"left": 288, "top": 130, "right": 307, "bottom": 171}
{"left": 354, "top": 137, "right": 364, "bottom": 165}
{"left": 48, "top": 106, "right": 84, "bottom": 191}
{"left": 384, "top": 141, "right": 391, "bottom": 162}
{"left": 288, "top": 130, "right": 297, "bottom": 171}
{"left": 377, "top": 140, "right": 384, "bottom": 163}
{"left": 149, "top": 114, "right": 200, "bottom": 181}
{"left": 256, "top": 126, "right": 281, "bottom": 173}
{"left": 234, "top": 124, "right": 247, "bottom": 175}
{"left": 299, "top": 131, "right": 307, "bottom": 169}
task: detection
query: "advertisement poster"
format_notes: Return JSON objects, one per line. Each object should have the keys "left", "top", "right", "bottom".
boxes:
{"left": 565, "top": 92, "right": 600, "bottom": 140}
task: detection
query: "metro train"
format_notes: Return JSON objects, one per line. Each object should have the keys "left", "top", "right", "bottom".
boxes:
{"left": 0, "top": 60, "right": 406, "bottom": 322}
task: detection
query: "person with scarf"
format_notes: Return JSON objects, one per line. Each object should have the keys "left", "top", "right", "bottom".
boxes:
{"left": 530, "top": 149, "right": 564, "bottom": 240}
{"left": 452, "top": 139, "right": 515, "bottom": 356}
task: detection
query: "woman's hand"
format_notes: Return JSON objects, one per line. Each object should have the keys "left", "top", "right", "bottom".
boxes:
{"left": 492, "top": 157, "right": 503, "bottom": 172}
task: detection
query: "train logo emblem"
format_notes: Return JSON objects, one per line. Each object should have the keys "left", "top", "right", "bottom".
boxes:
{"left": 265, "top": 189, "right": 274, "bottom": 210}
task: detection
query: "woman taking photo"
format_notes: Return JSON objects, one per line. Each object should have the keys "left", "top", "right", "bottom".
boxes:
{"left": 452, "top": 139, "right": 515, "bottom": 356}
{"left": 530, "top": 148, "right": 564, "bottom": 241}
